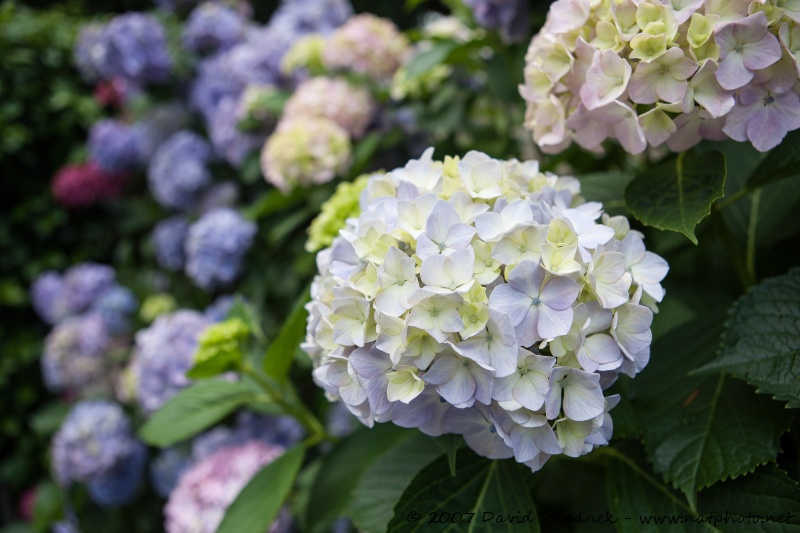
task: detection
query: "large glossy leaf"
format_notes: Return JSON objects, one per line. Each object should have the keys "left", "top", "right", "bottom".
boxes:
{"left": 139, "top": 380, "right": 258, "bottom": 447}
{"left": 629, "top": 320, "right": 792, "bottom": 509}
{"left": 387, "top": 450, "right": 540, "bottom": 533}
{"left": 605, "top": 447, "right": 715, "bottom": 533}
{"left": 305, "top": 423, "right": 412, "bottom": 533}
{"left": 262, "top": 287, "right": 310, "bottom": 382}
{"left": 216, "top": 446, "right": 305, "bottom": 533}
{"left": 695, "top": 268, "right": 800, "bottom": 408}
{"left": 348, "top": 433, "right": 442, "bottom": 533}
{"left": 624, "top": 151, "right": 726, "bottom": 244}
{"left": 697, "top": 465, "right": 800, "bottom": 532}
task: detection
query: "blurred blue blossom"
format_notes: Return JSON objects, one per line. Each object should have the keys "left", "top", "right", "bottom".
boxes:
{"left": 88, "top": 119, "right": 143, "bottom": 172}
{"left": 152, "top": 216, "right": 191, "bottom": 272}
{"left": 183, "top": 2, "right": 249, "bottom": 55}
{"left": 148, "top": 131, "right": 214, "bottom": 211}
{"left": 463, "top": 0, "right": 529, "bottom": 43}
{"left": 185, "top": 208, "right": 256, "bottom": 290}
{"left": 87, "top": 441, "right": 147, "bottom": 507}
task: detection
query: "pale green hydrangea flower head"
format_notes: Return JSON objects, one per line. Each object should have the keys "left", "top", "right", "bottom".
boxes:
{"left": 306, "top": 173, "right": 373, "bottom": 252}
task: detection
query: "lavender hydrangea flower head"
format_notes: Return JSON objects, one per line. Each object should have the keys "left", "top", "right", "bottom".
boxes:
{"left": 464, "top": 0, "right": 530, "bottom": 43}
{"left": 322, "top": 14, "right": 411, "bottom": 81}
{"left": 41, "top": 314, "right": 112, "bottom": 394}
{"left": 91, "top": 285, "right": 138, "bottom": 335}
{"left": 303, "top": 148, "right": 668, "bottom": 471}
{"left": 190, "top": 53, "right": 248, "bottom": 120}
{"left": 31, "top": 272, "right": 69, "bottom": 326}
{"left": 191, "top": 411, "right": 304, "bottom": 461}
{"left": 88, "top": 119, "right": 143, "bottom": 172}
{"left": 521, "top": 1, "right": 800, "bottom": 153}
{"left": 51, "top": 401, "right": 138, "bottom": 484}
{"left": 152, "top": 216, "right": 191, "bottom": 272}
{"left": 62, "top": 263, "right": 116, "bottom": 314}
{"left": 260, "top": 118, "right": 351, "bottom": 192}
{"left": 283, "top": 77, "right": 376, "bottom": 139}
{"left": 164, "top": 441, "right": 289, "bottom": 533}
{"left": 185, "top": 208, "right": 257, "bottom": 290}
{"left": 148, "top": 131, "right": 214, "bottom": 211}
{"left": 270, "top": 0, "right": 352, "bottom": 35}
{"left": 73, "top": 23, "right": 106, "bottom": 82}
{"left": 94, "top": 13, "right": 172, "bottom": 85}
{"left": 131, "top": 310, "right": 212, "bottom": 414}
{"left": 182, "top": 2, "right": 249, "bottom": 55}
{"left": 87, "top": 441, "right": 147, "bottom": 507}
{"left": 208, "top": 97, "right": 268, "bottom": 167}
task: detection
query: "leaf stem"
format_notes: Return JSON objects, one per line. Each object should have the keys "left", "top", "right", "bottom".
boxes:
{"left": 745, "top": 190, "right": 761, "bottom": 287}
{"left": 714, "top": 187, "right": 750, "bottom": 211}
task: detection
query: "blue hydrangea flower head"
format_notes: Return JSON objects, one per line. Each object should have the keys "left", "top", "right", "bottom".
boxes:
{"left": 190, "top": 53, "right": 246, "bottom": 120}
{"left": 270, "top": 0, "right": 352, "bottom": 35}
{"left": 88, "top": 119, "right": 143, "bottom": 172}
{"left": 62, "top": 263, "right": 116, "bottom": 314}
{"left": 207, "top": 97, "right": 267, "bottom": 168}
{"left": 41, "top": 313, "right": 112, "bottom": 393}
{"left": 31, "top": 271, "right": 69, "bottom": 326}
{"left": 463, "top": 0, "right": 529, "bottom": 43}
{"left": 96, "top": 13, "right": 173, "bottom": 85}
{"left": 87, "top": 441, "right": 147, "bottom": 507}
{"left": 91, "top": 285, "right": 138, "bottom": 335}
{"left": 52, "top": 401, "right": 138, "bottom": 484}
{"left": 148, "top": 131, "right": 214, "bottom": 211}
{"left": 185, "top": 208, "right": 257, "bottom": 291}
{"left": 132, "top": 309, "right": 212, "bottom": 414}
{"left": 183, "top": 2, "right": 249, "bottom": 55}
{"left": 150, "top": 447, "right": 192, "bottom": 498}
{"left": 152, "top": 216, "right": 191, "bottom": 271}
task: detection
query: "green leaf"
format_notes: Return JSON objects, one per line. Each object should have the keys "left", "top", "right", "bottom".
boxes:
{"left": 694, "top": 268, "right": 800, "bottom": 408}
{"left": 348, "top": 433, "right": 441, "bottom": 533}
{"left": 263, "top": 287, "right": 311, "bottom": 381}
{"left": 404, "top": 41, "right": 458, "bottom": 78}
{"left": 697, "top": 465, "right": 800, "bottom": 531}
{"left": 29, "top": 402, "right": 69, "bottom": 436}
{"left": 388, "top": 450, "right": 540, "bottom": 532}
{"left": 624, "top": 151, "right": 726, "bottom": 244}
{"left": 139, "top": 381, "right": 258, "bottom": 447}
{"left": 747, "top": 129, "right": 800, "bottom": 190}
{"left": 306, "top": 424, "right": 411, "bottom": 533}
{"left": 605, "top": 447, "right": 716, "bottom": 533}
{"left": 578, "top": 171, "right": 635, "bottom": 216}
{"left": 434, "top": 434, "right": 463, "bottom": 477}
{"left": 349, "top": 132, "right": 383, "bottom": 178}
{"left": 216, "top": 446, "right": 305, "bottom": 533}
{"left": 629, "top": 319, "right": 792, "bottom": 509}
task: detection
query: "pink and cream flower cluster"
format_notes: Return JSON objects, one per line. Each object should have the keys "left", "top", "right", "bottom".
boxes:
{"left": 521, "top": 0, "right": 800, "bottom": 153}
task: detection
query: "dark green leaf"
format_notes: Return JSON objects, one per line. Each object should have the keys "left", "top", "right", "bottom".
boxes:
{"left": 578, "top": 171, "right": 634, "bottom": 216}
{"left": 244, "top": 188, "right": 308, "bottom": 221}
{"left": 348, "top": 433, "right": 441, "bottom": 533}
{"left": 694, "top": 268, "right": 800, "bottom": 408}
{"left": 29, "top": 402, "right": 69, "bottom": 436}
{"left": 388, "top": 450, "right": 540, "bottom": 532}
{"left": 404, "top": 41, "right": 458, "bottom": 78}
{"left": 306, "top": 424, "right": 411, "bottom": 533}
{"left": 624, "top": 151, "right": 726, "bottom": 244}
{"left": 263, "top": 287, "right": 311, "bottom": 381}
{"left": 698, "top": 465, "right": 800, "bottom": 532}
{"left": 139, "top": 381, "right": 258, "bottom": 447}
{"left": 606, "top": 448, "right": 716, "bottom": 533}
{"left": 629, "top": 319, "right": 792, "bottom": 509}
{"left": 434, "top": 434, "right": 463, "bottom": 477}
{"left": 216, "top": 446, "right": 305, "bottom": 533}
{"left": 747, "top": 130, "right": 800, "bottom": 190}
{"left": 350, "top": 132, "right": 383, "bottom": 178}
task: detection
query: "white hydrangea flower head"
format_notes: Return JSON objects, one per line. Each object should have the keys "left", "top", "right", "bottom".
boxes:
{"left": 260, "top": 118, "right": 351, "bottom": 193}
{"left": 303, "top": 148, "right": 668, "bottom": 471}
{"left": 522, "top": 0, "right": 800, "bottom": 154}
{"left": 282, "top": 77, "right": 376, "bottom": 139}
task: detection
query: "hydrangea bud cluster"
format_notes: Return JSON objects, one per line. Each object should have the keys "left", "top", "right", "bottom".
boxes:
{"left": 131, "top": 309, "right": 212, "bottom": 414}
{"left": 182, "top": 2, "right": 249, "bottom": 55}
{"left": 88, "top": 119, "right": 143, "bottom": 172}
{"left": 283, "top": 77, "right": 376, "bottom": 139}
{"left": 260, "top": 118, "right": 351, "bottom": 192}
{"left": 73, "top": 13, "right": 172, "bottom": 86}
{"left": 51, "top": 162, "right": 126, "bottom": 209}
{"left": 321, "top": 14, "right": 411, "bottom": 81}
{"left": 303, "top": 148, "right": 668, "bottom": 471}
{"left": 148, "top": 131, "right": 214, "bottom": 211}
{"left": 164, "top": 441, "right": 289, "bottom": 533}
{"left": 522, "top": 0, "right": 800, "bottom": 153}
{"left": 464, "top": 0, "right": 530, "bottom": 43}
{"left": 52, "top": 401, "right": 146, "bottom": 507}
{"left": 185, "top": 208, "right": 257, "bottom": 290}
